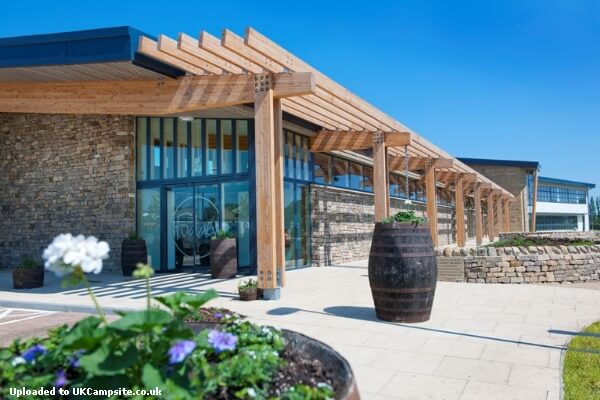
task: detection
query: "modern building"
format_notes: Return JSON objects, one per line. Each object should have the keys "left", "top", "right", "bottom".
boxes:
{"left": 0, "top": 26, "right": 515, "bottom": 296}
{"left": 459, "top": 158, "right": 595, "bottom": 233}
{"left": 531, "top": 177, "right": 595, "bottom": 232}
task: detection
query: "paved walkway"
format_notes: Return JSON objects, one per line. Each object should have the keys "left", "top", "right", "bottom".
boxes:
{"left": 2, "top": 262, "right": 600, "bottom": 399}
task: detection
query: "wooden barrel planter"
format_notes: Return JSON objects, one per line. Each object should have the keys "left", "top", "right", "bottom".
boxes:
{"left": 210, "top": 238, "right": 237, "bottom": 279}
{"left": 187, "top": 322, "right": 360, "bottom": 399}
{"left": 368, "top": 222, "right": 438, "bottom": 323}
{"left": 12, "top": 266, "right": 44, "bottom": 289}
{"left": 121, "top": 239, "right": 147, "bottom": 277}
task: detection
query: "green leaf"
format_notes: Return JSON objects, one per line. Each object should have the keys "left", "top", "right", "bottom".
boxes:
{"left": 109, "top": 309, "right": 172, "bottom": 333}
{"left": 142, "top": 364, "right": 193, "bottom": 400}
{"left": 142, "top": 364, "right": 165, "bottom": 388}
{"left": 74, "top": 374, "right": 129, "bottom": 390}
{"left": 62, "top": 316, "right": 105, "bottom": 349}
{"left": 155, "top": 290, "right": 217, "bottom": 318}
{"left": 78, "top": 344, "right": 138, "bottom": 376}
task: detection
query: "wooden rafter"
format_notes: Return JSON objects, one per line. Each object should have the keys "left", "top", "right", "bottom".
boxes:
{"left": 309, "top": 130, "right": 411, "bottom": 152}
{"left": 388, "top": 156, "right": 454, "bottom": 172}
{"left": 0, "top": 72, "right": 315, "bottom": 115}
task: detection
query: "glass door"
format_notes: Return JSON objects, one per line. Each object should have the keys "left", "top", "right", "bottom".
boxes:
{"left": 284, "top": 181, "right": 311, "bottom": 269}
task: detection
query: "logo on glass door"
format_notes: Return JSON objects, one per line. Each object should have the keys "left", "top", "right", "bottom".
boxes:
{"left": 173, "top": 195, "right": 219, "bottom": 261}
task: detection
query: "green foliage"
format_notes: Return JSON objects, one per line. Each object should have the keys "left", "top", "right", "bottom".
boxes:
{"left": 126, "top": 231, "right": 141, "bottom": 241}
{"left": 381, "top": 210, "right": 427, "bottom": 225}
{"left": 563, "top": 320, "right": 600, "bottom": 400}
{"left": 0, "top": 290, "right": 330, "bottom": 399}
{"left": 212, "top": 229, "right": 234, "bottom": 240}
{"left": 17, "top": 256, "right": 40, "bottom": 269}
{"left": 238, "top": 278, "right": 258, "bottom": 290}
{"left": 486, "top": 236, "right": 595, "bottom": 248}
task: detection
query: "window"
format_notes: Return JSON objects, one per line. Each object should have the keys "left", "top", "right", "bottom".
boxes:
{"left": 362, "top": 166, "right": 373, "bottom": 192}
{"left": 536, "top": 215, "right": 578, "bottom": 231}
{"left": 221, "top": 120, "right": 233, "bottom": 174}
{"left": 313, "top": 153, "right": 331, "bottom": 184}
{"left": 236, "top": 120, "right": 248, "bottom": 173}
{"left": 149, "top": 118, "right": 161, "bottom": 180}
{"left": 332, "top": 158, "right": 349, "bottom": 187}
{"left": 191, "top": 119, "right": 202, "bottom": 176}
{"left": 163, "top": 118, "right": 175, "bottom": 179}
{"left": 537, "top": 185, "right": 587, "bottom": 204}
{"left": 349, "top": 162, "right": 363, "bottom": 190}
{"left": 136, "top": 118, "right": 148, "bottom": 180}
{"left": 177, "top": 119, "right": 189, "bottom": 178}
{"left": 206, "top": 120, "right": 218, "bottom": 175}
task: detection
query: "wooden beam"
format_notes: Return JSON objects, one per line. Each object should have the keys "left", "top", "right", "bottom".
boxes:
{"left": 274, "top": 98, "right": 286, "bottom": 287}
{"left": 503, "top": 198, "right": 511, "bottom": 233}
{"left": 157, "top": 35, "right": 223, "bottom": 75}
{"left": 474, "top": 183, "right": 483, "bottom": 246}
{"left": 373, "top": 131, "right": 389, "bottom": 222}
{"left": 455, "top": 174, "right": 465, "bottom": 247}
{"left": 0, "top": 72, "right": 315, "bottom": 115}
{"left": 388, "top": 156, "right": 453, "bottom": 172}
{"left": 487, "top": 192, "right": 495, "bottom": 241}
{"left": 309, "top": 130, "right": 410, "bottom": 152}
{"left": 497, "top": 196, "right": 504, "bottom": 233}
{"left": 178, "top": 33, "right": 245, "bottom": 74}
{"left": 530, "top": 170, "right": 539, "bottom": 232}
{"left": 425, "top": 162, "right": 438, "bottom": 246}
{"left": 255, "top": 76, "right": 277, "bottom": 291}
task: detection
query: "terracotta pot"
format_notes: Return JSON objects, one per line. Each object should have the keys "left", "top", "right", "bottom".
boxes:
{"left": 121, "top": 239, "right": 147, "bottom": 277}
{"left": 210, "top": 238, "right": 237, "bottom": 279}
{"left": 187, "top": 322, "right": 360, "bottom": 399}
{"left": 12, "top": 266, "right": 44, "bottom": 289}
{"left": 238, "top": 287, "right": 258, "bottom": 301}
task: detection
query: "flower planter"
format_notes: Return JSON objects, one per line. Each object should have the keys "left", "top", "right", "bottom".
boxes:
{"left": 187, "top": 322, "right": 360, "bottom": 400}
{"left": 121, "top": 239, "right": 147, "bottom": 277}
{"left": 238, "top": 287, "right": 258, "bottom": 301}
{"left": 12, "top": 266, "right": 44, "bottom": 289}
{"left": 368, "top": 222, "right": 438, "bottom": 323}
{"left": 210, "top": 238, "right": 237, "bottom": 279}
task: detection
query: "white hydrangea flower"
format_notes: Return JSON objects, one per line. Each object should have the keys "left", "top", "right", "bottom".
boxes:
{"left": 246, "top": 388, "right": 256, "bottom": 398}
{"left": 12, "top": 356, "right": 25, "bottom": 366}
{"left": 42, "top": 233, "right": 110, "bottom": 276}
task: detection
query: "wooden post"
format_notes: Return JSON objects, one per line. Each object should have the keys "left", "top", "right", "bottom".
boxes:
{"left": 503, "top": 198, "right": 511, "bottom": 233}
{"left": 273, "top": 98, "right": 285, "bottom": 287}
{"left": 474, "top": 183, "right": 483, "bottom": 246}
{"left": 425, "top": 162, "right": 438, "bottom": 246}
{"left": 455, "top": 174, "right": 465, "bottom": 247}
{"left": 487, "top": 192, "right": 495, "bottom": 241}
{"left": 497, "top": 196, "right": 504, "bottom": 233}
{"left": 530, "top": 170, "right": 539, "bottom": 232}
{"left": 373, "top": 131, "right": 389, "bottom": 222}
{"left": 254, "top": 74, "right": 279, "bottom": 298}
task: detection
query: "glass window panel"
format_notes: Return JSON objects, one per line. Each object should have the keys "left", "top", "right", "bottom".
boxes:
{"left": 177, "top": 119, "right": 188, "bottom": 178}
{"left": 313, "top": 153, "right": 331, "bottom": 184}
{"left": 302, "top": 136, "right": 310, "bottom": 181}
{"left": 236, "top": 120, "right": 249, "bottom": 173}
{"left": 136, "top": 118, "right": 147, "bottom": 181}
{"left": 363, "top": 166, "right": 373, "bottom": 192}
{"left": 222, "top": 181, "right": 250, "bottom": 267}
{"left": 295, "top": 134, "right": 303, "bottom": 180}
{"left": 191, "top": 119, "right": 202, "bottom": 176}
{"left": 285, "top": 131, "right": 294, "bottom": 179}
{"left": 284, "top": 181, "right": 296, "bottom": 267}
{"left": 221, "top": 120, "right": 233, "bottom": 174}
{"left": 149, "top": 118, "right": 161, "bottom": 180}
{"left": 137, "top": 188, "right": 161, "bottom": 270}
{"left": 163, "top": 118, "right": 175, "bottom": 179}
{"left": 206, "top": 119, "right": 218, "bottom": 175}
{"left": 349, "top": 162, "right": 363, "bottom": 190}
{"left": 332, "top": 158, "right": 349, "bottom": 187}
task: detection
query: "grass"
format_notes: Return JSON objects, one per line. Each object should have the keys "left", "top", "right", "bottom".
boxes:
{"left": 485, "top": 236, "right": 595, "bottom": 248}
{"left": 563, "top": 320, "right": 600, "bottom": 400}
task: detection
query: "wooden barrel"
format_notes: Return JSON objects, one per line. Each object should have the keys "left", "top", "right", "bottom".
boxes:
{"left": 210, "top": 239, "right": 238, "bottom": 279}
{"left": 12, "top": 266, "right": 44, "bottom": 289}
{"left": 368, "top": 222, "right": 437, "bottom": 323}
{"left": 121, "top": 239, "right": 148, "bottom": 276}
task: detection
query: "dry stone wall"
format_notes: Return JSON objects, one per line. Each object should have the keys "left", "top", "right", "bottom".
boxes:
{"left": 0, "top": 113, "right": 136, "bottom": 271}
{"left": 437, "top": 245, "right": 600, "bottom": 284}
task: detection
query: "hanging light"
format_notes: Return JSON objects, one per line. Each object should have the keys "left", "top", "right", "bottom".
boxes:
{"left": 178, "top": 116, "right": 194, "bottom": 122}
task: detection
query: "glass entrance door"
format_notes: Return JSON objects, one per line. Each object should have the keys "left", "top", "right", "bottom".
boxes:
{"left": 166, "top": 184, "right": 219, "bottom": 271}
{"left": 284, "top": 181, "right": 311, "bottom": 269}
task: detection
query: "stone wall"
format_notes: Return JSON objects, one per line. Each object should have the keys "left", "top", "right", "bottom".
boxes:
{"left": 464, "top": 164, "right": 531, "bottom": 232}
{"left": 310, "top": 185, "right": 458, "bottom": 266}
{"left": 439, "top": 245, "right": 600, "bottom": 284}
{"left": 0, "top": 113, "right": 136, "bottom": 271}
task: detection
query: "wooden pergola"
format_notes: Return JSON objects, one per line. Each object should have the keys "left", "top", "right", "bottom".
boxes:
{"left": 0, "top": 27, "right": 515, "bottom": 298}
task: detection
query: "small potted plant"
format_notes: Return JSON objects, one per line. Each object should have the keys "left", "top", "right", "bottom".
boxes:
{"left": 238, "top": 278, "right": 258, "bottom": 301}
{"left": 121, "top": 231, "right": 147, "bottom": 277}
{"left": 210, "top": 229, "right": 237, "bottom": 279}
{"left": 12, "top": 256, "right": 44, "bottom": 289}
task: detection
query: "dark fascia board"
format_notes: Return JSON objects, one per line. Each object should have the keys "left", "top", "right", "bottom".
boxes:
{"left": 0, "top": 26, "right": 184, "bottom": 78}
{"left": 538, "top": 176, "right": 596, "bottom": 189}
{"left": 458, "top": 157, "right": 541, "bottom": 170}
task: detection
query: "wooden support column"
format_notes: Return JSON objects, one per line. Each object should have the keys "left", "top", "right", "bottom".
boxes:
{"left": 497, "top": 196, "right": 504, "bottom": 233}
{"left": 254, "top": 74, "right": 278, "bottom": 298}
{"left": 503, "top": 198, "right": 511, "bottom": 233}
{"left": 273, "top": 98, "right": 285, "bottom": 287}
{"left": 487, "top": 192, "right": 495, "bottom": 241}
{"left": 474, "top": 183, "right": 483, "bottom": 246}
{"left": 455, "top": 174, "right": 465, "bottom": 247}
{"left": 373, "top": 131, "right": 389, "bottom": 222}
{"left": 530, "top": 170, "right": 539, "bottom": 232}
{"left": 425, "top": 162, "right": 438, "bottom": 246}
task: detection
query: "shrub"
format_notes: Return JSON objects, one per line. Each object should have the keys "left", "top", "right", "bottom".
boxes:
{"left": 381, "top": 210, "right": 427, "bottom": 225}
{"left": 16, "top": 256, "right": 40, "bottom": 269}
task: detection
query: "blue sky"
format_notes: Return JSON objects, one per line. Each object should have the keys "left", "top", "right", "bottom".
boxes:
{"left": 1, "top": 0, "right": 598, "bottom": 197}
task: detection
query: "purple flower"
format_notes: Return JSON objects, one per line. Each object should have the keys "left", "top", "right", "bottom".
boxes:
{"left": 21, "top": 344, "right": 47, "bottom": 362}
{"left": 167, "top": 340, "right": 196, "bottom": 364}
{"left": 213, "top": 312, "right": 224, "bottom": 319}
{"left": 54, "top": 370, "right": 67, "bottom": 387}
{"left": 208, "top": 330, "right": 237, "bottom": 353}
{"left": 69, "top": 350, "right": 85, "bottom": 368}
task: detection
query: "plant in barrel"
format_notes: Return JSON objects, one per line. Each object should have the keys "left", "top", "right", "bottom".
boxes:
{"left": 368, "top": 210, "right": 438, "bottom": 323}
